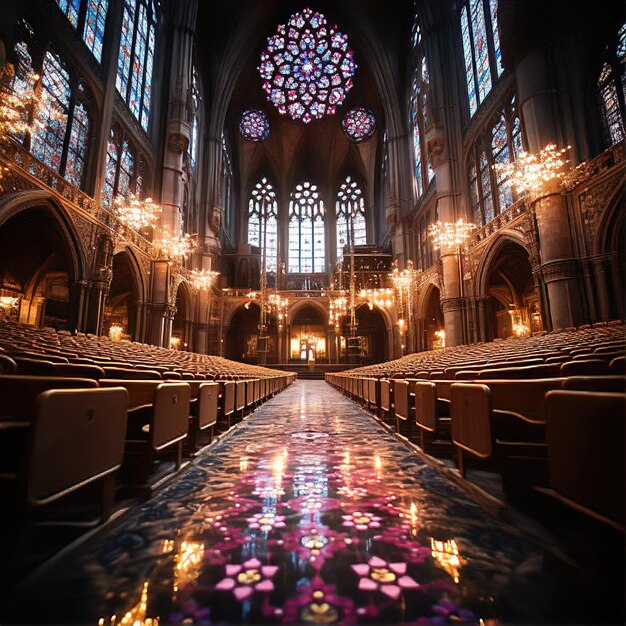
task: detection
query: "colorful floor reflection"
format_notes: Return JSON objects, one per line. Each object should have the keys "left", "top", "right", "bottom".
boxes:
{"left": 11, "top": 382, "right": 573, "bottom": 624}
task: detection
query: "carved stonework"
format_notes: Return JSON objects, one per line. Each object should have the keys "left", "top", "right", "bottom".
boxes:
{"left": 436, "top": 258, "right": 446, "bottom": 300}
{"left": 540, "top": 259, "right": 579, "bottom": 283}
{"left": 426, "top": 132, "right": 445, "bottom": 169}
{"left": 577, "top": 172, "right": 623, "bottom": 247}
{"left": 67, "top": 211, "right": 99, "bottom": 267}
{"left": 441, "top": 297, "right": 465, "bottom": 312}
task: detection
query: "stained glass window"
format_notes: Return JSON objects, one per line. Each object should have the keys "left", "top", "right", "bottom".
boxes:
{"left": 240, "top": 108, "right": 270, "bottom": 142}
{"left": 492, "top": 114, "right": 512, "bottom": 211}
{"left": 342, "top": 107, "right": 375, "bottom": 142}
{"left": 468, "top": 98, "right": 522, "bottom": 226}
{"left": 409, "top": 16, "right": 433, "bottom": 199}
{"left": 116, "top": 0, "right": 157, "bottom": 130}
{"left": 248, "top": 178, "right": 278, "bottom": 272}
{"left": 479, "top": 150, "right": 494, "bottom": 224}
{"left": 9, "top": 42, "right": 34, "bottom": 143}
{"left": 9, "top": 42, "right": 91, "bottom": 188}
{"left": 288, "top": 181, "right": 325, "bottom": 273}
{"left": 83, "top": 0, "right": 109, "bottom": 62}
{"left": 31, "top": 51, "right": 70, "bottom": 173}
{"left": 258, "top": 7, "right": 356, "bottom": 124}
{"left": 189, "top": 70, "right": 200, "bottom": 167}
{"left": 336, "top": 176, "right": 366, "bottom": 261}
{"left": 468, "top": 155, "right": 481, "bottom": 225}
{"left": 102, "top": 128, "right": 136, "bottom": 207}
{"left": 598, "top": 23, "right": 626, "bottom": 148}
{"left": 65, "top": 100, "right": 90, "bottom": 187}
{"left": 460, "top": 0, "right": 503, "bottom": 116}
{"left": 54, "top": 0, "right": 81, "bottom": 28}
{"left": 53, "top": 0, "right": 109, "bottom": 62}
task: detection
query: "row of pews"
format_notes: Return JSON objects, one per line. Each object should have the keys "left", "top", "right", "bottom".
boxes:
{"left": 327, "top": 323, "right": 625, "bottom": 538}
{"left": 0, "top": 321, "right": 295, "bottom": 529}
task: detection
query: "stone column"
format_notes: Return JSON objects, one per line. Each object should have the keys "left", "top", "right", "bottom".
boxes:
{"left": 515, "top": 46, "right": 584, "bottom": 329}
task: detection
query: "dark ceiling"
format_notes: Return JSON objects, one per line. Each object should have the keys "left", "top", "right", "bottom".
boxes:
{"left": 195, "top": 1, "right": 414, "bottom": 200}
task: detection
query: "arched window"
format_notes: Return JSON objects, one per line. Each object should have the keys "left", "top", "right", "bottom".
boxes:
{"left": 11, "top": 42, "right": 91, "bottom": 188}
{"left": 336, "top": 176, "right": 366, "bottom": 261}
{"left": 598, "top": 23, "right": 626, "bottom": 147}
{"left": 53, "top": 0, "right": 109, "bottom": 62}
{"left": 221, "top": 131, "right": 234, "bottom": 233}
{"left": 83, "top": 0, "right": 109, "bottom": 62}
{"left": 64, "top": 93, "right": 90, "bottom": 188}
{"left": 102, "top": 126, "right": 141, "bottom": 206}
{"left": 188, "top": 69, "right": 200, "bottom": 168}
{"left": 116, "top": 0, "right": 157, "bottom": 130}
{"left": 288, "top": 181, "right": 325, "bottom": 273}
{"left": 31, "top": 50, "right": 71, "bottom": 173}
{"left": 468, "top": 96, "right": 523, "bottom": 226}
{"left": 460, "top": 0, "right": 503, "bottom": 116}
{"left": 54, "top": 0, "right": 81, "bottom": 27}
{"left": 409, "top": 18, "right": 434, "bottom": 200}
{"left": 248, "top": 178, "right": 278, "bottom": 272}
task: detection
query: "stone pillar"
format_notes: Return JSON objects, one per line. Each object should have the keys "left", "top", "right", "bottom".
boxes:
{"left": 516, "top": 48, "right": 584, "bottom": 329}
{"left": 146, "top": 260, "right": 170, "bottom": 346}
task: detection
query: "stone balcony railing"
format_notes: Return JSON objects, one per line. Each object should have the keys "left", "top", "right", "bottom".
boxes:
{"left": 0, "top": 139, "right": 197, "bottom": 282}
{"left": 468, "top": 144, "right": 625, "bottom": 248}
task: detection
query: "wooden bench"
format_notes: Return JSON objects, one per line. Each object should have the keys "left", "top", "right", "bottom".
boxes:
{"left": 542, "top": 390, "right": 625, "bottom": 532}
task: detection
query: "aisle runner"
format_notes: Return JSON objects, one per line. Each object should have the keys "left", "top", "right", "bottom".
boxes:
{"left": 17, "top": 382, "right": 567, "bottom": 624}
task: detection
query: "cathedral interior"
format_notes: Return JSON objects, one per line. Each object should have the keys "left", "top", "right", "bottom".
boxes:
{"left": 0, "top": 0, "right": 624, "bottom": 624}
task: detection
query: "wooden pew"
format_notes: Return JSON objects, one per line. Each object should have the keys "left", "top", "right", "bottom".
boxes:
{"left": 0, "top": 384, "right": 127, "bottom": 524}
{"left": 542, "top": 390, "right": 625, "bottom": 533}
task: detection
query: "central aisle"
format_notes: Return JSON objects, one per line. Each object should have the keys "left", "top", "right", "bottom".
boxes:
{"left": 15, "top": 381, "right": 569, "bottom": 624}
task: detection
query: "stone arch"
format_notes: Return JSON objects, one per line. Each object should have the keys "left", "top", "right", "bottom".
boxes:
{"left": 475, "top": 230, "right": 529, "bottom": 298}
{"left": 104, "top": 246, "right": 147, "bottom": 340}
{"left": 288, "top": 302, "right": 329, "bottom": 363}
{"left": 286, "top": 298, "right": 329, "bottom": 327}
{"left": 0, "top": 192, "right": 88, "bottom": 329}
{"left": 353, "top": 302, "right": 391, "bottom": 363}
{"left": 476, "top": 233, "right": 538, "bottom": 340}
{"left": 0, "top": 192, "right": 87, "bottom": 282}
{"left": 416, "top": 281, "right": 444, "bottom": 351}
{"left": 172, "top": 279, "right": 194, "bottom": 350}
{"left": 225, "top": 301, "right": 262, "bottom": 363}
{"left": 595, "top": 183, "right": 626, "bottom": 256}
{"left": 416, "top": 279, "right": 441, "bottom": 320}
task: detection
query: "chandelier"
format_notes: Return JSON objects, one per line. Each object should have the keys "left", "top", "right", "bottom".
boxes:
{"left": 0, "top": 294, "right": 19, "bottom": 322}
{"left": 0, "top": 61, "right": 62, "bottom": 139}
{"left": 428, "top": 219, "right": 476, "bottom": 251}
{"left": 190, "top": 269, "right": 220, "bottom": 291}
{"left": 244, "top": 290, "right": 289, "bottom": 329}
{"left": 154, "top": 228, "right": 197, "bottom": 260}
{"left": 112, "top": 192, "right": 161, "bottom": 231}
{"left": 108, "top": 323, "right": 124, "bottom": 343}
{"left": 493, "top": 143, "right": 571, "bottom": 197}
{"left": 329, "top": 292, "right": 349, "bottom": 329}
{"left": 267, "top": 292, "right": 289, "bottom": 330}
{"left": 359, "top": 287, "right": 394, "bottom": 310}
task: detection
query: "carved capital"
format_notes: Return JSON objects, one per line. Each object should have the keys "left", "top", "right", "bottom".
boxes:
{"left": 540, "top": 259, "right": 579, "bottom": 283}
{"left": 441, "top": 297, "right": 466, "bottom": 312}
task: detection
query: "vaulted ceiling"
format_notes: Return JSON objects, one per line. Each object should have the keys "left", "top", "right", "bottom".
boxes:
{"left": 195, "top": 0, "right": 413, "bottom": 208}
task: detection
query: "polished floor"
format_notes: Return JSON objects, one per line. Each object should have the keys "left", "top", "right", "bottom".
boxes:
{"left": 5, "top": 382, "right": 592, "bottom": 624}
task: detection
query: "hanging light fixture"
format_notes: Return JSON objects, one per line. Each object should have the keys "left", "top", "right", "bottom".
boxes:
{"left": 154, "top": 228, "right": 197, "bottom": 260}
{"left": 428, "top": 219, "right": 476, "bottom": 252}
{"left": 493, "top": 143, "right": 571, "bottom": 197}
{"left": 112, "top": 192, "right": 162, "bottom": 231}
{"left": 190, "top": 268, "right": 220, "bottom": 291}
{"left": 0, "top": 61, "right": 63, "bottom": 140}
